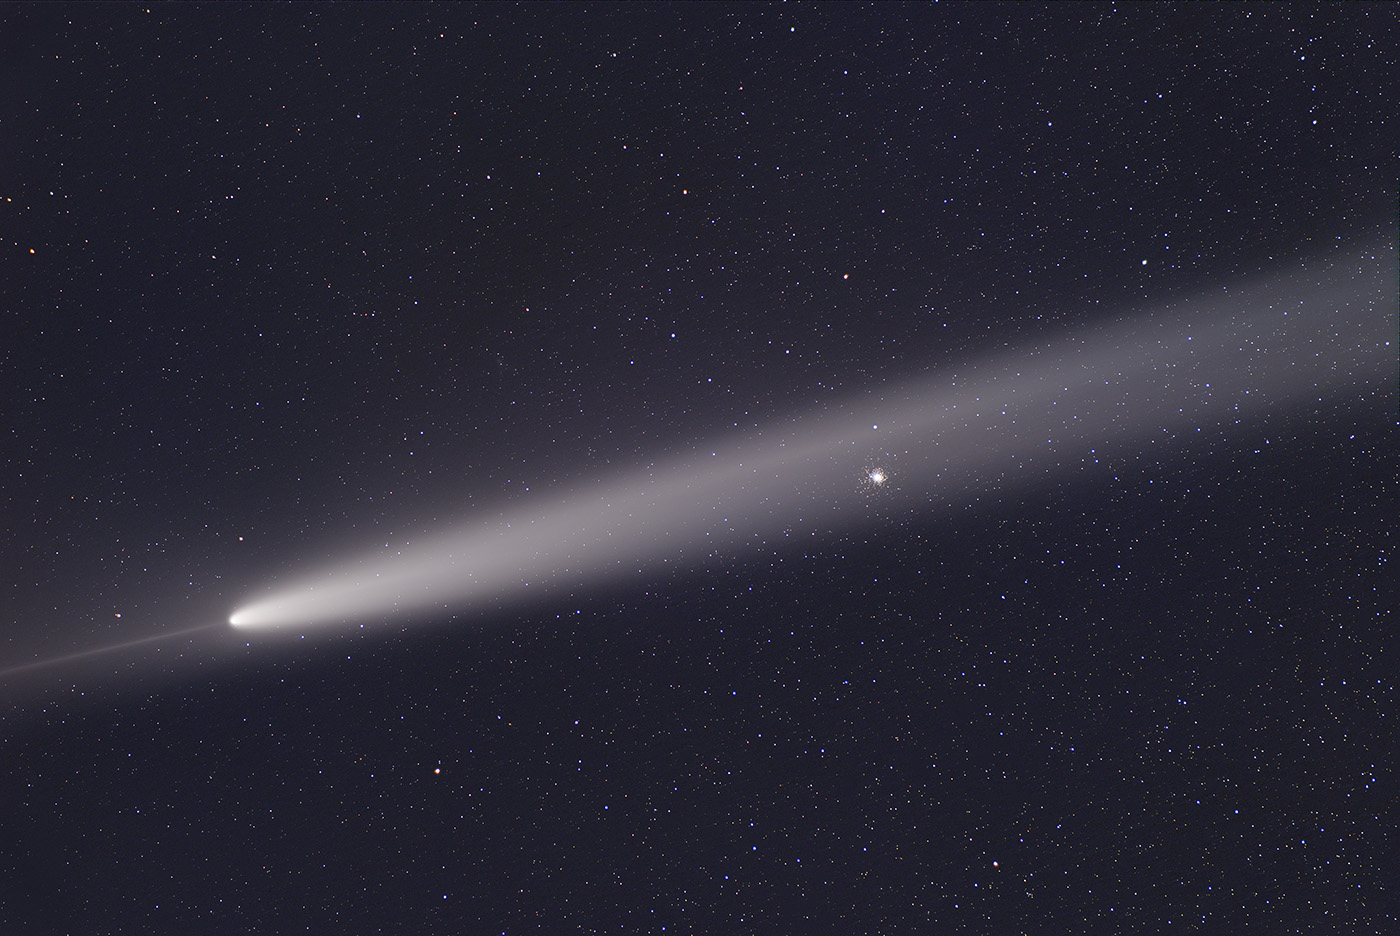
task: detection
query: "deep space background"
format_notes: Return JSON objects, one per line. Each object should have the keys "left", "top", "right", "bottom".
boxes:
{"left": 2, "top": 3, "right": 1397, "bottom": 933}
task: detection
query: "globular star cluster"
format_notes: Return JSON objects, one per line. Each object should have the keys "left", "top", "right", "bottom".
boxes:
{"left": 2, "top": 4, "right": 1396, "bottom": 934}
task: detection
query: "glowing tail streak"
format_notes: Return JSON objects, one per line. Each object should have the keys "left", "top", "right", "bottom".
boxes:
{"left": 0, "top": 623, "right": 222, "bottom": 679}
{"left": 230, "top": 244, "right": 1394, "bottom": 632}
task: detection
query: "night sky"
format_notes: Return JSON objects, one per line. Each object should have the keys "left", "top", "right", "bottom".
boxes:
{"left": 2, "top": 3, "right": 1397, "bottom": 932}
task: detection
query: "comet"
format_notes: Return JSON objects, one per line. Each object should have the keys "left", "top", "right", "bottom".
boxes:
{"left": 228, "top": 241, "right": 1394, "bottom": 634}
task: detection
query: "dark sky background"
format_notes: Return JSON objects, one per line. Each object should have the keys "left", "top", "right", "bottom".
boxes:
{"left": 2, "top": 3, "right": 1396, "bottom": 932}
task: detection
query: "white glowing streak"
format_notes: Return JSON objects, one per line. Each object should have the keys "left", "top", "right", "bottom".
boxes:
{"left": 230, "top": 245, "right": 1394, "bottom": 631}
{"left": 0, "top": 623, "right": 221, "bottom": 678}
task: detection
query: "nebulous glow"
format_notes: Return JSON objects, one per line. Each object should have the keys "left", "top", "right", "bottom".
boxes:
{"left": 230, "top": 244, "right": 1394, "bottom": 632}
{"left": 0, "top": 623, "right": 222, "bottom": 679}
